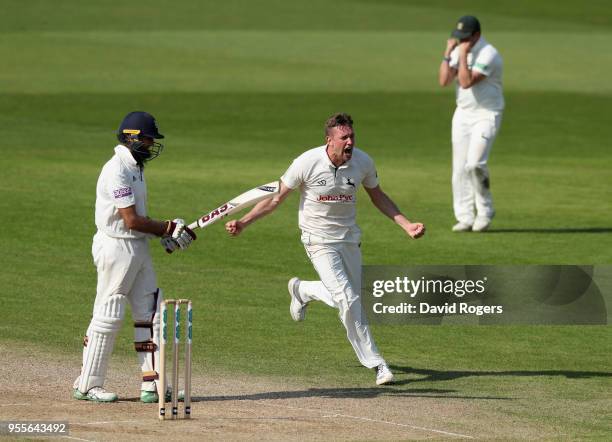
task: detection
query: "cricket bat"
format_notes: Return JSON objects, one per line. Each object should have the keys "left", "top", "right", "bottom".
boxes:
{"left": 188, "top": 180, "right": 280, "bottom": 230}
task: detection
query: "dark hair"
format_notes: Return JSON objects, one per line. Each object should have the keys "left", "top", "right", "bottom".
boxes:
{"left": 325, "top": 113, "right": 353, "bottom": 136}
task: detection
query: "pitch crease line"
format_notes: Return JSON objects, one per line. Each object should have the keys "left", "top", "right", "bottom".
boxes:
{"left": 78, "top": 420, "right": 141, "bottom": 426}
{"left": 62, "top": 436, "right": 95, "bottom": 442}
{"left": 257, "top": 401, "right": 474, "bottom": 439}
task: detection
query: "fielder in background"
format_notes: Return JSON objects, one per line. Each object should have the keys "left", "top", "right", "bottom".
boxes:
{"left": 439, "top": 15, "right": 504, "bottom": 232}
{"left": 225, "top": 113, "right": 425, "bottom": 385}
{"left": 73, "top": 111, "right": 196, "bottom": 403}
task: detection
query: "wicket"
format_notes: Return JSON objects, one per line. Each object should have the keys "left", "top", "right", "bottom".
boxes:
{"left": 158, "top": 299, "right": 192, "bottom": 420}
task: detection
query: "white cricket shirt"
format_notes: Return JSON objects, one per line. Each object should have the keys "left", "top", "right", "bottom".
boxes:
{"left": 449, "top": 37, "right": 504, "bottom": 112}
{"left": 95, "top": 145, "right": 148, "bottom": 239}
{"left": 281, "top": 145, "right": 379, "bottom": 243}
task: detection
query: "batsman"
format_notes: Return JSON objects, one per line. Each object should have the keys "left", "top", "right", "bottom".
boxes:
{"left": 226, "top": 113, "right": 425, "bottom": 385}
{"left": 73, "top": 112, "right": 196, "bottom": 402}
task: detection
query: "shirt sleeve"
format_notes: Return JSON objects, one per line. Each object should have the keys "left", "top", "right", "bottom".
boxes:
{"left": 107, "top": 171, "right": 136, "bottom": 209}
{"left": 362, "top": 156, "right": 379, "bottom": 189}
{"left": 472, "top": 47, "right": 496, "bottom": 77}
{"left": 280, "top": 157, "right": 304, "bottom": 189}
{"left": 448, "top": 47, "right": 459, "bottom": 69}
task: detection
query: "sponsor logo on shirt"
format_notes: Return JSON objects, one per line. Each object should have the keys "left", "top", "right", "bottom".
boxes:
{"left": 317, "top": 194, "right": 354, "bottom": 202}
{"left": 113, "top": 187, "right": 133, "bottom": 198}
{"left": 315, "top": 179, "right": 327, "bottom": 186}
{"left": 345, "top": 177, "right": 355, "bottom": 188}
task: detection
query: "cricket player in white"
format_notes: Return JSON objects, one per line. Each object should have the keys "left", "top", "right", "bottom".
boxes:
{"left": 73, "top": 111, "right": 196, "bottom": 402}
{"left": 225, "top": 113, "right": 425, "bottom": 385}
{"left": 439, "top": 15, "right": 504, "bottom": 232}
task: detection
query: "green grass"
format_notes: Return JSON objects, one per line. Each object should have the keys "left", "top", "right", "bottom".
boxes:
{"left": 0, "top": 0, "right": 611, "bottom": 439}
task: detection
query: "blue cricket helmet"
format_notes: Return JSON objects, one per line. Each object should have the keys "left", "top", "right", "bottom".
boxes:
{"left": 117, "top": 111, "right": 164, "bottom": 139}
{"left": 117, "top": 111, "right": 164, "bottom": 164}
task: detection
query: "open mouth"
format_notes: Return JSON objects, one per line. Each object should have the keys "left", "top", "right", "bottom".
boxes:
{"left": 343, "top": 147, "right": 353, "bottom": 156}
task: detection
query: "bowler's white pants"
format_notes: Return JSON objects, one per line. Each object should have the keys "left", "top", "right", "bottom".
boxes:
{"left": 452, "top": 108, "right": 502, "bottom": 224}
{"left": 297, "top": 234, "right": 385, "bottom": 369}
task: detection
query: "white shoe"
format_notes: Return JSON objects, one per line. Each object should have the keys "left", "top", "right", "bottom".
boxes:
{"left": 288, "top": 277, "right": 306, "bottom": 321}
{"left": 452, "top": 222, "right": 472, "bottom": 232}
{"left": 375, "top": 363, "right": 394, "bottom": 385}
{"left": 73, "top": 386, "right": 118, "bottom": 402}
{"left": 472, "top": 219, "right": 491, "bottom": 232}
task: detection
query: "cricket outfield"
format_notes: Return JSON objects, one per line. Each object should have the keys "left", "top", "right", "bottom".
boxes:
{"left": 0, "top": 0, "right": 610, "bottom": 440}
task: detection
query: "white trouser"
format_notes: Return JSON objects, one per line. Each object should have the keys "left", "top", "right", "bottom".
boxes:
{"left": 76, "top": 231, "right": 161, "bottom": 393}
{"left": 451, "top": 108, "right": 502, "bottom": 224}
{"left": 297, "top": 233, "right": 385, "bottom": 369}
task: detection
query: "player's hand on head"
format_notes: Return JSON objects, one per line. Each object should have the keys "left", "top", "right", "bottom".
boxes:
{"left": 459, "top": 40, "right": 472, "bottom": 53}
{"left": 407, "top": 223, "right": 426, "bottom": 239}
{"left": 446, "top": 38, "right": 458, "bottom": 52}
{"left": 225, "top": 220, "right": 244, "bottom": 236}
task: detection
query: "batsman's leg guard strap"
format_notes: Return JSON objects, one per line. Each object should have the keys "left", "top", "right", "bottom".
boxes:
{"left": 134, "top": 321, "right": 154, "bottom": 338}
{"left": 135, "top": 289, "right": 162, "bottom": 391}
{"left": 142, "top": 370, "right": 159, "bottom": 382}
{"left": 134, "top": 340, "right": 157, "bottom": 352}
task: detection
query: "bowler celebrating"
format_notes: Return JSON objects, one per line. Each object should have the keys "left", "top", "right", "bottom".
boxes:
{"left": 225, "top": 113, "right": 425, "bottom": 385}
{"left": 439, "top": 15, "right": 504, "bottom": 232}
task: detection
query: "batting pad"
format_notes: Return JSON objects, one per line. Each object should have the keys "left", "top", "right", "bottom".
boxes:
{"left": 78, "top": 294, "right": 126, "bottom": 393}
{"left": 135, "top": 289, "right": 162, "bottom": 391}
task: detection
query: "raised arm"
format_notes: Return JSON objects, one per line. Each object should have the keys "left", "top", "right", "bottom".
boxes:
{"left": 225, "top": 181, "right": 293, "bottom": 236}
{"left": 364, "top": 185, "right": 425, "bottom": 239}
{"left": 439, "top": 39, "right": 458, "bottom": 87}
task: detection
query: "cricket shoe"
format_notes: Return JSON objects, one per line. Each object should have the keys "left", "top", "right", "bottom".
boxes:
{"left": 452, "top": 222, "right": 473, "bottom": 232}
{"left": 140, "top": 388, "right": 184, "bottom": 403}
{"left": 73, "top": 387, "right": 118, "bottom": 402}
{"left": 375, "top": 363, "right": 394, "bottom": 385}
{"left": 288, "top": 277, "right": 307, "bottom": 321}
{"left": 472, "top": 219, "right": 491, "bottom": 232}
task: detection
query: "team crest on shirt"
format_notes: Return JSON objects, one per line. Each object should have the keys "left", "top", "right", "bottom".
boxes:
{"left": 315, "top": 179, "right": 327, "bottom": 186}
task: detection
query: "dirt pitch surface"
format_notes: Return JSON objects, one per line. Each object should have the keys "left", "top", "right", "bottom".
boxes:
{"left": 0, "top": 343, "right": 550, "bottom": 441}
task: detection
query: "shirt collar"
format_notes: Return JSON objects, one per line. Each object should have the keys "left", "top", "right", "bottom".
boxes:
{"left": 114, "top": 144, "right": 140, "bottom": 171}
{"left": 320, "top": 145, "right": 351, "bottom": 169}
{"left": 472, "top": 36, "right": 487, "bottom": 53}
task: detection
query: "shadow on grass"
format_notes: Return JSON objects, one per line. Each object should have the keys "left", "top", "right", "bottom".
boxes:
{"left": 390, "top": 365, "right": 612, "bottom": 383}
{"left": 187, "top": 365, "right": 611, "bottom": 403}
{"left": 486, "top": 227, "right": 612, "bottom": 234}
{"left": 193, "top": 387, "right": 508, "bottom": 402}
{"left": 121, "top": 389, "right": 463, "bottom": 402}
